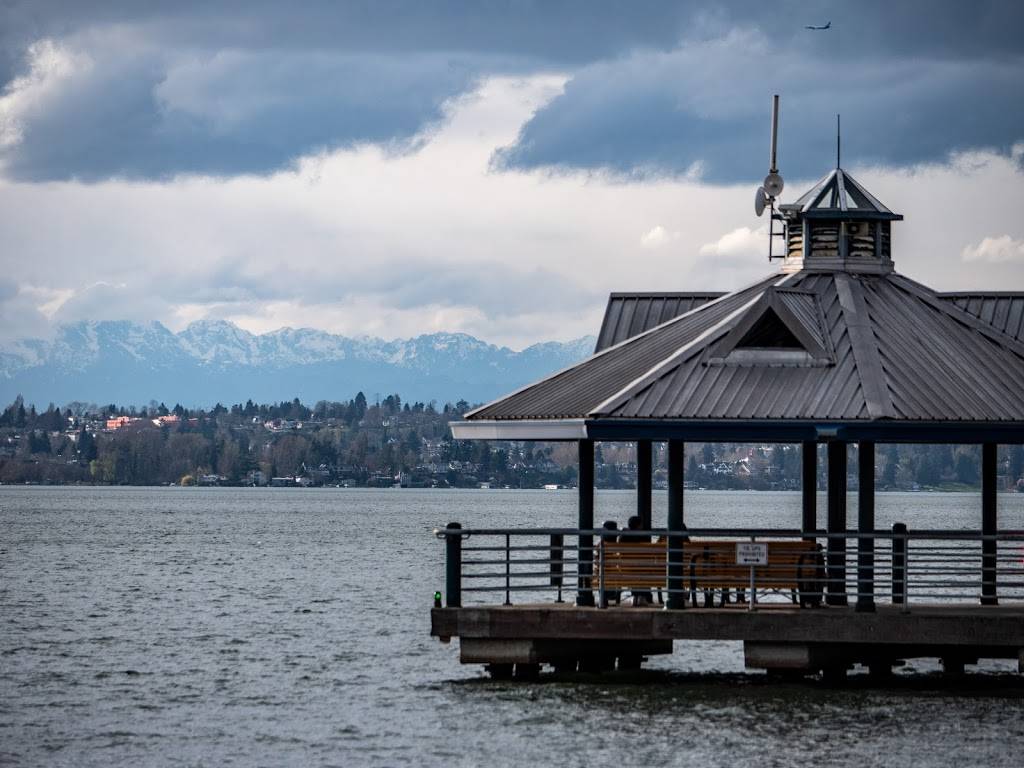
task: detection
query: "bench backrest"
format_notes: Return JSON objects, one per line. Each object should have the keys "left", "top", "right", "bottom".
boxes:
{"left": 596, "top": 540, "right": 667, "bottom": 590}
{"left": 595, "top": 539, "right": 822, "bottom": 591}
{"left": 691, "top": 540, "right": 821, "bottom": 588}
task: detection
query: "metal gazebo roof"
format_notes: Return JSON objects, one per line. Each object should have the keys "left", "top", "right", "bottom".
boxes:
{"left": 454, "top": 166, "right": 1024, "bottom": 443}
{"left": 463, "top": 271, "right": 1024, "bottom": 430}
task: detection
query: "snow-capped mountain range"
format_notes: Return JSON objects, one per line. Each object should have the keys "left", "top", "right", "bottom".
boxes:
{"left": 0, "top": 320, "right": 596, "bottom": 408}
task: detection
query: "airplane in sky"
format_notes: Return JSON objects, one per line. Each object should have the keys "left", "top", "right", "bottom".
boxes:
{"left": 804, "top": 21, "right": 831, "bottom": 30}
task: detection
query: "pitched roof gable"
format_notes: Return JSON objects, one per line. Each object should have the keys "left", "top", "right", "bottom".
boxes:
{"left": 707, "top": 288, "right": 833, "bottom": 367}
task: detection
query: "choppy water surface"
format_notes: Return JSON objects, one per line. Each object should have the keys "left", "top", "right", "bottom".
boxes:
{"left": 2, "top": 487, "right": 1022, "bottom": 767}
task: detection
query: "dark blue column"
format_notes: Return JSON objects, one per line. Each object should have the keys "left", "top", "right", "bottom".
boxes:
{"left": 856, "top": 441, "right": 875, "bottom": 613}
{"left": 802, "top": 441, "right": 817, "bottom": 538}
{"left": 577, "top": 439, "right": 595, "bottom": 607}
{"left": 826, "top": 441, "right": 848, "bottom": 606}
{"left": 981, "top": 442, "right": 998, "bottom": 606}
{"left": 666, "top": 440, "right": 686, "bottom": 609}
{"left": 637, "top": 440, "right": 653, "bottom": 530}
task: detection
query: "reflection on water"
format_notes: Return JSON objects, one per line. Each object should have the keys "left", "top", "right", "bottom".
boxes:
{"left": 1, "top": 487, "right": 1022, "bottom": 766}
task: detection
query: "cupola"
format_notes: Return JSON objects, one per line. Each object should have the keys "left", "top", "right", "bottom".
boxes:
{"left": 778, "top": 168, "right": 902, "bottom": 274}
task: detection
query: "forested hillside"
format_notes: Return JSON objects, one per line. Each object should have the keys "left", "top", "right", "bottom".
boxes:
{"left": 1, "top": 395, "right": 1022, "bottom": 491}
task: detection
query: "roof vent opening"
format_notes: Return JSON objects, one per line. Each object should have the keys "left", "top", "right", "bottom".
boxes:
{"left": 708, "top": 288, "right": 834, "bottom": 367}
{"left": 735, "top": 308, "right": 802, "bottom": 349}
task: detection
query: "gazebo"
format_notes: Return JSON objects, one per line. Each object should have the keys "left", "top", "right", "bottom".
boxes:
{"left": 436, "top": 162, "right": 1024, "bottom": 678}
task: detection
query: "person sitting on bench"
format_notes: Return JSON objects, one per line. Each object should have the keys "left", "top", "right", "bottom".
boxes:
{"left": 618, "top": 516, "right": 653, "bottom": 605}
{"left": 601, "top": 520, "right": 622, "bottom": 604}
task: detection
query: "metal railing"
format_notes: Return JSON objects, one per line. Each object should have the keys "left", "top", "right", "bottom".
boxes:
{"left": 433, "top": 523, "right": 1024, "bottom": 611}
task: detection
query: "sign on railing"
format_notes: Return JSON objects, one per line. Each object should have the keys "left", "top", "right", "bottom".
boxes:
{"left": 736, "top": 542, "right": 768, "bottom": 565}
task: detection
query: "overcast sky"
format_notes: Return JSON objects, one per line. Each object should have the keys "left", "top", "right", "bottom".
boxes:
{"left": 1, "top": 0, "right": 1022, "bottom": 347}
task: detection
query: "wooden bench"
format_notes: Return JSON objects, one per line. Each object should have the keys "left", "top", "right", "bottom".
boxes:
{"left": 595, "top": 540, "right": 668, "bottom": 606}
{"left": 688, "top": 540, "right": 824, "bottom": 607}
{"left": 594, "top": 539, "right": 824, "bottom": 608}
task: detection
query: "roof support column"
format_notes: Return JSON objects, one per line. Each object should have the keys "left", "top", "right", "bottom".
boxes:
{"left": 577, "top": 439, "right": 595, "bottom": 607}
{"left": 666, "top": 440, "right": 686, "bottom": 609}
{"left": 856, "top": 441, "right": 875, "bottom": 613}
{"left": 826, "top": 441, "right": 849, "bottom": 606}
{"left": 981, "top": 442, "right": 998, "bottom": 606}
{"left": 801, "top": 441, "right": 817, "bottom": 538}
{"left": 637, "top": 440, "right": 653, "bottom": 529}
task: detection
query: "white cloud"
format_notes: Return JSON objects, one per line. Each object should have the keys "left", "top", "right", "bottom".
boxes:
{"left": 639, "top": 225, "right": 679, "bottom": 249}
{"left": 0, "top": 39, "right": 87, "bottom": 149}
{"left": 698, "top": 226, "right": 768, "bottom": 261}
{"left": 961, "top": 235, "right": 1024, "bottom": 263}
{"left": 0, "top": 281, "right": 53, "bottom": 342}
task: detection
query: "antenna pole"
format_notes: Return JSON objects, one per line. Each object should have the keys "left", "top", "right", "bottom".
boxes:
{"left": 836, "top": 113, "right": 841, "bottom": 168}
{"left": 769, "top": 94, "right": 779, "bottom": 173}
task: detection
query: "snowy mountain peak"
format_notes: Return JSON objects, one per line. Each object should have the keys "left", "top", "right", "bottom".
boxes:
{"left": 0, "top": 319, "right": 596, "bottom": 407}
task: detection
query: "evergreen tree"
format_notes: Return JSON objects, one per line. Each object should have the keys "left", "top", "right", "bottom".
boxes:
{"left": 882, "top": 444, "right": 899, "bottom": 488}
{"left": 1010, "top": 445, "right": 1024, "bottom": 483}
{"left": 702, "top": 443, "right": 715, "bottom": 465}
{"left": 15, "top": 397, "right": 27, "bottom": 428}
{"left": 954, "top": 450, "right": 979, "bottom": 485}
{"left": 78, "top": 427, "right": 98, "bottom": 463}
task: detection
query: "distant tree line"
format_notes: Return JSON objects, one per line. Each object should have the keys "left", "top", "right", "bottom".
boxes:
{"left": 0, "top": 394, "right": 1022, "bottom": 490}
{"left": 0, "top": 393, "right": 574, "bottom": 488}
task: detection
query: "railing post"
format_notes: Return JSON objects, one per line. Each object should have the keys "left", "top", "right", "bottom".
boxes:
{"left": 981, "top": 442, "right": 998, "bottom": 606}
{"left": 549, "top": 534, "right": 564, "bottom": 603}
{"left": 504, "top": 533, "right": 511, "bottom": 606}
{"left": 666, "top": 439, "right": 686, "bottom": 609}
{"left": 748, "top": 536, "right": 757, "bottom": 612}
{"left": 891, "top": 522, "right": 906, "bottom": 608}
{"left": 856, "top": 441, "right": 876, "bottom": 613}
{"left": 445, "top": 522, "right": 462, "bottom": 608}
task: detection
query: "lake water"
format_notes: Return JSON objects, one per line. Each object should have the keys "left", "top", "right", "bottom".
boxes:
{"left": 2, "top": 487, "right": 1023, "bottom": 767}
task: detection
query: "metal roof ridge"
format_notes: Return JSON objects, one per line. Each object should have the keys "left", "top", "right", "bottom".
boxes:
{"left": 606, "top": 291, "right": 726, "bottom": 298}
{"left": 834, "top": 273, "right": 897, "bottom": 419}
{"left": 838, "top": 169, "right": 893, "bottom": 213}
{"left": 937, "top": 291, "right": 1024, "bottom": 298}
{"left": 590, "top": 273, "right": 801, "bottom": 417}
{"left": 785, "top": 170, "right": 835, "bottom": 211}
{"left": 889, "top": 273, "right": 1024, "bottom": 359}
{"left": 464, "top": 272, "right": 782, "bottom": 420}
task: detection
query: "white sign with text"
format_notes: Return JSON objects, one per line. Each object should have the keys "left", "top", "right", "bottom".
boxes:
{"left": 736, "top": 541, "right": 768, "bottom": 565}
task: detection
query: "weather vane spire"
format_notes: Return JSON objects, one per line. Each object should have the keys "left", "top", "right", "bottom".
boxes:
{"left": 836, "top": 113, "right": 841, "bottom": 169}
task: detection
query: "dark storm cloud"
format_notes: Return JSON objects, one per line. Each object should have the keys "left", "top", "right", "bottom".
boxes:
{"left": 1, "top": 0, "right": 1022, "bottom": 182}
{"left": 1, "top": 44, "right": 489, "bottom": 180}
{"left": 496, "top": 2, "right": 1024, "bottom": 182}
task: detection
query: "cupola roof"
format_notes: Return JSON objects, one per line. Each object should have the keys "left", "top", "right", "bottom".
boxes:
{"left": 780, "top": 168, "right": 902, "bottom": 222}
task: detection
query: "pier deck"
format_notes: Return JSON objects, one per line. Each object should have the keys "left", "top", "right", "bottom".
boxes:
{"left": 432, "top": 603, "right": 1024, "bottom": 674}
